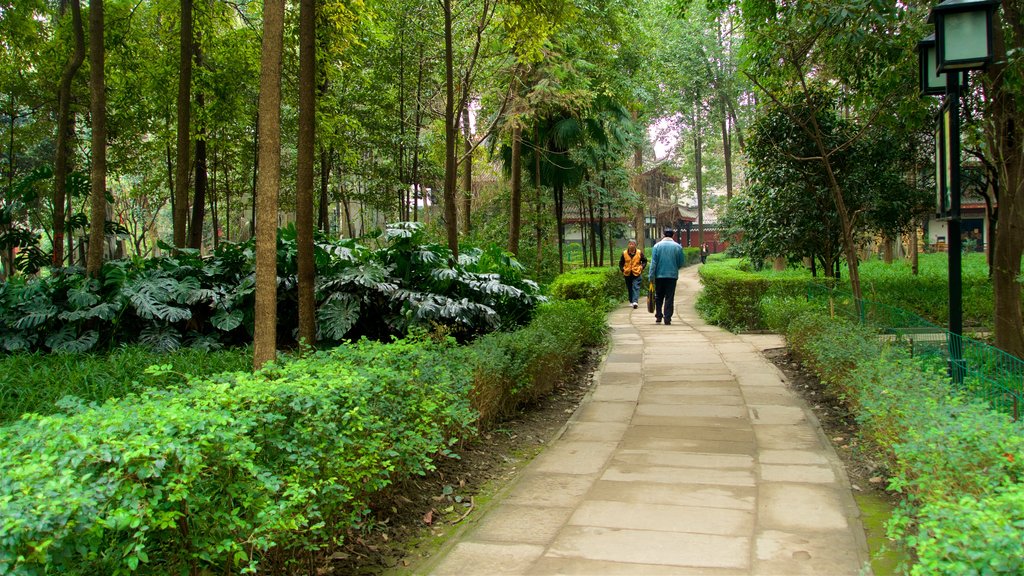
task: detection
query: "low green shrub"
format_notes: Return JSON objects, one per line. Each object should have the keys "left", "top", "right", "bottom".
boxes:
{"left": 783, "top": 306, "right": 1024, "bottom": 573}
{"left": 547, "top": 266, "right": 622, "bottom": 306}
{"left": 0, "top": 338, "right": 475, "bottom": 575}
{"left": 0, "top": 346, "right": 252, "bottom": 424}
{"left": 698, "top": 260, "right": 829, "bottom": 332}
{"left": 901, "top": 485, "right": 1024, "bottom": 576}
{"left": 759, "top": 295, "right": 826, "bottom": 333}
{"left": 467, "top": 299, "right": 608, "bottom": 426}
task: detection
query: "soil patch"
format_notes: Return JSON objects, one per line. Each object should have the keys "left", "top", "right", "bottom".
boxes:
{"left": 323, "top": 348, "right": 601, "bottom": 575}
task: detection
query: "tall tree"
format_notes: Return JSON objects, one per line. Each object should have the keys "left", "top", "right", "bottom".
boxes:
{"left": 254, "top": 0, "right": 286, "bottom": 368}
{"left": 296, "top": 0, "right": 316, "bottom": 347}
{"left": 983, "top": 1, "right": 1024, "bottom": 358}
{"left": 86, "top": 0, "right": 107, "bottom": 277}
{"left": 508, "top": 122, "right": 522, "bottom": 254}
{"left": 173, "top": 0, "right": 193, "bottom": 248}
{"left": 52, "top": 0, "right": 85, "bottom": 266}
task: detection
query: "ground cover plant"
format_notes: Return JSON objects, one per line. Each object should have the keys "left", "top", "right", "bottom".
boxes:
{"left": 0, "top": 223, "right": 543, "bottom": 354}
{"left": 0, "top": 346, "right": 251, "bottom": 424}
{"left": 762, "top": 298, "right": 1024, "bottom": 575}
{"left": 0, "top": 267, "right": 607, "bottom": 574}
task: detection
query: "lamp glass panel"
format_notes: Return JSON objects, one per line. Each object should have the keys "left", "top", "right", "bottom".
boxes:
{"left": 926, "top": 45, "right": 944, "bottom": 90}
{"left": 942, "top": 11, "right": 989, "bottom": 64}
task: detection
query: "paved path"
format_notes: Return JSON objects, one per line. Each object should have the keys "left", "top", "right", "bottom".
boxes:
{"left": 422, "top": 265, "right": 871, "bottom": 575}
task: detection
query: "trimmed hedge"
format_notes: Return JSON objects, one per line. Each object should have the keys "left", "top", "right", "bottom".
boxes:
{"left": 696, "top": 260, "right": 834, "bottom": 332}
{"left": 467, "top": 299, "right": 608, "bottom": 426}
{"left": 767, "top": 301, "right": 1024, "bottom": 574}
{"left": 547, "top": 266, "right": 623, "bottom": 306}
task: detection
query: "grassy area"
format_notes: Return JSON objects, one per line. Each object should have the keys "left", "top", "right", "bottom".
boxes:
{"left": 0, "top": 346, "right": 252, "bottom": 424}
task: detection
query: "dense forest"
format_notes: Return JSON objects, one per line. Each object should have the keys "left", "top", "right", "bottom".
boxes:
{"left": 2, "top": 0, "right": 1022, "bottom": 361}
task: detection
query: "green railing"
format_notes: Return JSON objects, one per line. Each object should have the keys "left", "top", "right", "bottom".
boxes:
{"left": 807, "top": 284, "right": 1023, "bottom": 420}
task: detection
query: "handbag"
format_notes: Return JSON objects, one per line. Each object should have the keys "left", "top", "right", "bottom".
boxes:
{"left": 646, "top": 281, "right": 655, "bottom": 313}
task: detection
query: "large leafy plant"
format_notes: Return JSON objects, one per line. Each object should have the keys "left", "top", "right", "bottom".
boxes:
{"left": 0, "top": 223, "right": 544, "bottom": 353}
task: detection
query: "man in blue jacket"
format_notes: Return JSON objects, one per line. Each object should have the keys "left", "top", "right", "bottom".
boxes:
{"left": 649, "top": 227, "right": 684, "bottom": 325}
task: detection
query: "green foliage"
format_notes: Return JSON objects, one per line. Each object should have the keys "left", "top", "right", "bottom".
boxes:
{"left": 546, "top": 266, "right": 622, "bottom": 306}
{"left": 782, "top": 305, "right": 1024, "bottom": 573}
{"left": 0, "top": 223, "right": 545, "bottom": 353}
{"left": 903, "top": 486, "right": 1024, "bottom": 576}
{"left": 0, "top": 346, "right": 252, "bottom": 424}
{"left": 696, "top": 259, "right": 831, "bottom": 332}
{"left": 698, "top": 254, "right": 1000, "bottom": 333}
{"left": 0, "top": 338, "right": 476, "bottom": 574}
{"left": 466, "top": 299, "right": 607, "bottom": 426}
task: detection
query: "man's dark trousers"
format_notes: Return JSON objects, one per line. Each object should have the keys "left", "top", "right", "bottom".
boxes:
{"left": 654, "top": 277, "right": 677, "bottom": 323}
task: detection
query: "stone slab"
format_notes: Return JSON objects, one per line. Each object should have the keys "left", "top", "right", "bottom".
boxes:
{"left": 614, "top": 450, "right": 754, "bottom": 470}
{"left": 752, "top": 424, "right": 821, "bottom": 450}
{"left": 560, "top": 421, "right": 629, "bottom": 442}
{"left": 548, "top": 526, "right": 750, "bottom": 570}
{"left": 760, "top": 464, "right": 837, "bottom": 484}
{"left": 758, "top": 484, "right": 851, "bottom": 532}
{"left": 574, "top": 401, "right": 636, "bottom": 423}
{"left": 530, "top": 441, "right": 618, "bottom": 475}
{"left": 637, "top": 404, "right": 747, "bottom": 419}
{"left": 602, "top": 464, "right": 756, "bottom": 487}
{"left": 530, "top": 556, "right": 748, "bottom": 576}
{"left": 569, "top": 500, "right": 754, "bottom": 536}
{"left": 430, "top": 542, "right": 546, "bottom": 575}
{"left": 748, "top": 405, "right": 807, "bottom": 425}
{"left": 623, "top": 424, "right": 756, "bottom": 444}
{"left": 471, "top": 504, "right": 573, "bottom": 544}
{"left": 754, "top": 529, "right": 866, "bottom": 575}
{"left": 591, "top": 384, "right": 643, "bottom": 402}
{"left": 588, "top": 479, "right": 756, "bottom": 511}
{"left": 503, "top": 473, "right": 598, "bottom": 508}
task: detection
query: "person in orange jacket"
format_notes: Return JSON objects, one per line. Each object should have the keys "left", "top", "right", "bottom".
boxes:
{"left": 618, "top": 239, "right": 647, "bottom": 309}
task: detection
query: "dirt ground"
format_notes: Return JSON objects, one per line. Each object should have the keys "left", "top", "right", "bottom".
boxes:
{"left": 324, "top": 344, "right": 897, "bottom": 575}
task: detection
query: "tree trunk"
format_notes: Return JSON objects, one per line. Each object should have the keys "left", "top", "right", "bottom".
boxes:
{"left": 254, "top": 0, "right": 285, "bottom": 369}
{"left": 442, "top": 0, "right": 459, "bottom": 257}
{"left": 318, "top": 145, "right": 331, "bottom": 232}
{"left": 720, "top": 99, "right": 734, "bottom": 200}
{"left": 86, "top": 0, "right": 107, "bottom": 277}
{"left": 53, "top": 0, "right": 85, "bottom": 267}
{"left": 695, "top": 116, "right": 704, "bottom": 247}
{"left": 295, "top": 0, "right": 317, "bottom": 348}
{"left": 554, "top": 182, "right": 565, "bottom": 273}
{"left": 210, "top": 147, "right": 219, "bottom": 249}
{"left": 508, "top": 124, "right": 522, "bottom": 255}
{"left": 188, "top": 119, "right": 207, "bottom": 250}
{"left": 632, "top": 113, "right": 645, "bottom": 251}
{"left": 174, "top": 0, "right": 193, "bottom": 248}
{"left": 535, "top": 125, "right": 543, "bottom": 262}
{"left": 250, "top": 111, "right": 258, "bottom": 239}
{"left": 587, "top": 191, "right": 597, "bottom": 265}
{"left": 985, "top": 3, "right": 1024, "bottom": 358}
{"left": 461, "top": 101, "right": 472, "bottom": 234}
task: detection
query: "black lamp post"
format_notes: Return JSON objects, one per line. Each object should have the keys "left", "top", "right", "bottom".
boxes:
{"left": 917, "top": 0, "right": 1000, "bottom": 380}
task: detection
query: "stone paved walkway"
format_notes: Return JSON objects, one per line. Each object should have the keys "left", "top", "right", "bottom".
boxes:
{"left": 421, "top": 265, "right": 871, "bottom": 575}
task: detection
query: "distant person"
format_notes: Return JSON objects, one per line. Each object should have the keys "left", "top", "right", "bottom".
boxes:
{"left": 700, "top": 243, "right": 709, "bottom": 264}
{"left": 618, "top": 239, "right": 647, "bottom": 309}
{"left": 649, "top": 228, "right": 684, "bottom": 325}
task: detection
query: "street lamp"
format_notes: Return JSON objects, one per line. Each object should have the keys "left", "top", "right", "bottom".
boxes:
{"left": 917, "top": 0, "right": 1000, "bottom": 381}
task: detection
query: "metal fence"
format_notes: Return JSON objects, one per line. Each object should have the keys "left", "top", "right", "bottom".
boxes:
{"left": 807, "top": 284, "right": 1023, "bottom": 420}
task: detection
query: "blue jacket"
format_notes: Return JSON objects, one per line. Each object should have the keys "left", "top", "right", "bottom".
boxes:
{"left": 649, "top": 237, "right": 684, "bottom": 280}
